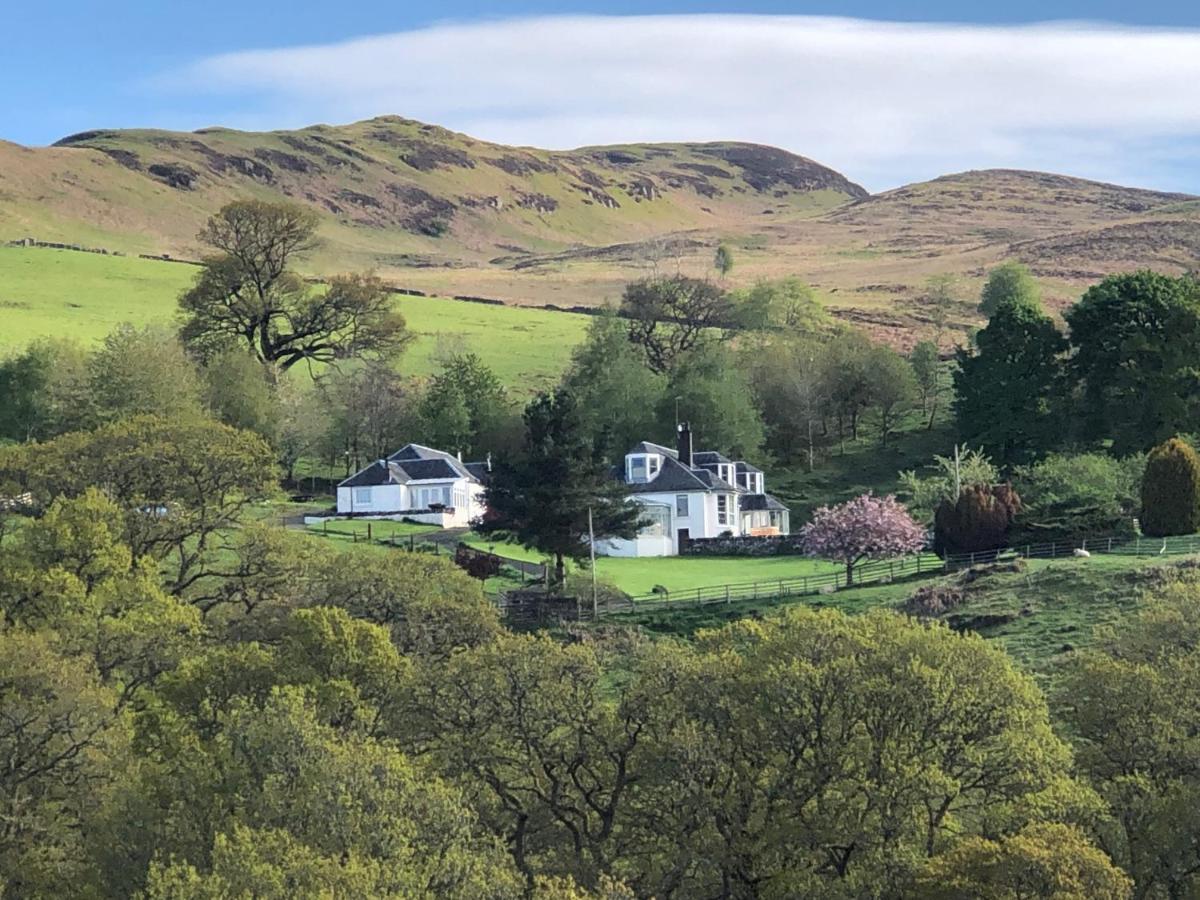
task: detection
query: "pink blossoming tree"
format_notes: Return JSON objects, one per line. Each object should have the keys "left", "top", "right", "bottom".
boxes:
{"left": 800, "top": 492, "right": 926, "bottom": 585}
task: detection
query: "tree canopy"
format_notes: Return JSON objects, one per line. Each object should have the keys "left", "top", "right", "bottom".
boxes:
{"left": 478, "top": 389, "right": 642, "bottom": 584}
{"left": 179, "top": 200, "right": 411, "bottom": 371}
{"left": 1066, "top": 271, "right": 1200, "bottom": 454}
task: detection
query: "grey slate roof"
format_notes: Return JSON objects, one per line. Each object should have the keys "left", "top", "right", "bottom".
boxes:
{"left": 693, "top": 450, "right": 733, "bottom": 466}
{"left": 739, "top": 493, "right": 789, "bottom": 512}
{"left": 340, "top": 460, "right": 403, "bottom": 488}
{"left": 736, "top": 461, "right": 763, "bottom": 475}
{"left": 465, "top": 462, "right": 492, "bottom": 484}
{"left": 628, "top": 441, "right": 678, "bottom": 458}
{"left": 339, "top": 443, "right": 479, "bottom": 488}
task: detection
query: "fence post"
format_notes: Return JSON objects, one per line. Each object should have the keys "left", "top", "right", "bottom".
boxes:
{"left": 803, "top": 576, "right": 808, "bottom": 593}
{"left": 917, "top": 556, "right": 922, "bottom": 574}
{"left": 1050, "top": 543, "right": 1056, "bottom": 558}
{"left": 367, "top": 522, "right": 372, "bottom": 542}
{"left": 1137, "top": 536, "right": 1141, "bottom": 555}
{"left": 969, "top": 551, "right": 976, "bottom": 566}
{"left": 323, "top": 520, "right": 328, "bottom": 534}
{"left": 726, "top": 584, "right": 730, "bottom": 604}
{"left": 779, "top": 578, "right": 784, "bottom": 597}
{"left": 1081, "top": 538, "right": 1086, "bottom": 553}
{"left": 696, "top": 587, "right": 702, "bottom": 607}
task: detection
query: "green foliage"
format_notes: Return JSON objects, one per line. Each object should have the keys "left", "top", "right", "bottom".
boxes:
{"left": 0, "top": 415, "right": 279, "bottom": 596}
{"left": 909, "top": 339, "right": 943, "bottom": 427}
{"left": 179, "top": 201, "right": 411, "bottom": 370}
{"left": 913, "top": 823, "right": 1132, "bottom": 899}
{"left": 620, "top": 275, "right": 738, "bottom": 374}
{"left": 418, "top": 352, "right": 512, "bottom": 458}
{"left": 135, "top": 687, "right": 522, "bottom": 899}
{"left": 0, "top": 628, "right": 129, "bottom": 897}
{"left": 713, "top": 242, "right": 734, "bottom": 277}
{"left": 314, "top": 362, "right": 413, "bottom": 473}
{"left": 480, "top": 389, "right": 642, "bottom": 584}
{"left": 89, "top": 323, "right": 204, "bottom": 424}
{"left": 1067, "top": 270, "right": 1200, "bottom": 454}
{"left": 1057, "top": 584, "right": 1200, "bottom": 897}
{"left": 978, "top": 261, "right": 1043, "bottom": 318}
{"left": 562, "top": 311, "right": 666, "bottom": 457}
{"left": 864, "top": 343, "right": 917, "bottom": 446}
{"left": 1012, "top": 452, "right": 1144, "bottom": 542}
{"left": 649, "top": 609, "right": 1089, "bottom": 895}
{"left": 954, "top": 300, "right": 1066, "bottom": 465}
{"left": 734, "top": 276, "right": 829, "bottom": 332}
{"left": 899, "top": 446, "right": 1000, "bottom": 522}
{"left": 202, "top": 348, "right": 280, "bottom": 440}
{"left": 658, "top": 345, "right": 764, "bottom": 458}
{"left": 1140, "top": 437, "right": 1200, "bottom": 536}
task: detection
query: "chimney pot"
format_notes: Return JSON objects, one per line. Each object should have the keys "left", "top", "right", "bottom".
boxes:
{"left": 676, "top": 422, "right": 693, "bottom": 468}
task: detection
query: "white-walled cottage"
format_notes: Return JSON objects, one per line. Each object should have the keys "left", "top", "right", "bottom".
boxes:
{"left": 336, "top": 444, "right": 489, "bottom": 528}
{"left": 598, "top": 423, "right": 790, "bottom": 557}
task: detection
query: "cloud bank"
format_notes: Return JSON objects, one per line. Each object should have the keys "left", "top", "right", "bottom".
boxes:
{"left": 174, "top": 15, "right": 1200, "bottom": 192}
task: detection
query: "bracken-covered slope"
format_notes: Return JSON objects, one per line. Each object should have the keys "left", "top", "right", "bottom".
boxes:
{"left": 0, "top": 116, "right": 863, "bottom": 274}
{"left": 3, "top": 118, "right": 1199, "bottom": 348}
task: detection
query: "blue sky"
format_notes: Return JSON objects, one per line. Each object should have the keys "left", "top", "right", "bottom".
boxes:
{"left": 6, "top": 1, "right": 1200, "bottom": 191}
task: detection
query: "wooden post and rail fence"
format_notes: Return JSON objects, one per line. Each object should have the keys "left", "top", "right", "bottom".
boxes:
{"left": 306, "top": 517, "right": 1200, "bottom": 623}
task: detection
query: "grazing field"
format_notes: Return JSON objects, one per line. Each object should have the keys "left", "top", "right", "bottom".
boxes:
{"left": 0, "top": 246, "right": 590, "bottom": 390}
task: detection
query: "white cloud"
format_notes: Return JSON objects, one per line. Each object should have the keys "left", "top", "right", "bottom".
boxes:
{"left": 171, "top": 15, "right": 1200, "bottom": 192}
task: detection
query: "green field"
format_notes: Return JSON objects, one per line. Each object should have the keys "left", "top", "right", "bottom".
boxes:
{"left": 459, "top": 534, "right": 844, "bottom": 595}
{"left": 0, "top": 246, "right": 589, "bottom": 390}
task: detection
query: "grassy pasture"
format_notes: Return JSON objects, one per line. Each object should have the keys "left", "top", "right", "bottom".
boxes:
{"left": 0, "top": 246, "right": 589, "bottom": 391}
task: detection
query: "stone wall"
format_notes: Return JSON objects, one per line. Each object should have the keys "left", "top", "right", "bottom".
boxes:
{"left": 682, "top": 534, "right": 806, "bottom": 557}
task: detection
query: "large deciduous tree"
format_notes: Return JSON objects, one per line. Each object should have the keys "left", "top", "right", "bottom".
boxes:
{"left": 0, "top": 415, "right": 278, "bottom": 597}
{"left": 179, "top": 200, "right": 410, "bottom": 371}
{"left": 1067, "top": 270, "right": 1200, "bottom": 454}
{"left": 800, "top": 492, "right": 925, "bottom": 584}
{"left": 620, "top": 275, "right": 738, "bottom": 374}
{"left": 478, "top": 389, "right": 642, "bottom": 585}
{"left": 562, "top": 311, "right": 666, "bottom": 458}
{"left": 913, "top": 823, "right": 1132, "bottom": 900}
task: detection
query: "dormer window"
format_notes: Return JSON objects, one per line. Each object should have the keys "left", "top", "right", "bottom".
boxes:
{"left": 627, "top": 454, "right": 661, "bottom": 483}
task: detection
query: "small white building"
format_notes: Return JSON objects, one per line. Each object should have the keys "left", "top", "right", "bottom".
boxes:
{"left": 335, "top": 444, "right": 489, "bottom": 528}
{"left": 599, "top": 423, "right": 790, "bottom": 557}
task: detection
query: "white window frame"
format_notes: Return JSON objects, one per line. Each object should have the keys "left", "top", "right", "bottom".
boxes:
{"left": 676, "top": 494, "right": 689, "bottom": 517}
{"left": 648, "top": 456, "right": 660, "bottom": 477}
{"left": 629, "top": 456, "right": 647, "bottom": 481}
{"left": 353, "top": 487, "right": 372, "bottom": 506}
{"left": 717, "top": 494, "right": 729, "bottom": 525}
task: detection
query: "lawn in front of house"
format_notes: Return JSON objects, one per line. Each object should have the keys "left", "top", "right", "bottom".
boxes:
{"left": 460, "top": 534, "right": 848, "bottom": 596}
{"left": 305, "top": 518, "right": 443, "bottom": 546}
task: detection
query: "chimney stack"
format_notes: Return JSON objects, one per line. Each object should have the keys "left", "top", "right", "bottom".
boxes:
{"left": 676, "top": 422, "right": 693, "bottom": 468}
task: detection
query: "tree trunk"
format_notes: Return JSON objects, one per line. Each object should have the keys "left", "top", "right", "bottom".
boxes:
{"left": 554, "top": 552, "right": 566, "bottom": 588}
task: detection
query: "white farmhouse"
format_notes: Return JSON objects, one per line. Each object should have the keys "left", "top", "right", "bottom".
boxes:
{"left": 335, "top": 444, "right": 489, "bottom": 528}
{"left": 599, "top": 423, "right": 790, "bottom": 557}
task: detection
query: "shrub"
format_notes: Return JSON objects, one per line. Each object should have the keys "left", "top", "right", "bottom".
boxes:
{"left": 1141, "top": 437, "right": 1200, "bottom": 536}
{"left": 1011, "top": 452, "right": 1144, "bottom": 543}
{"left": 934, "top": 483, "right": 1022, "bottom": 556}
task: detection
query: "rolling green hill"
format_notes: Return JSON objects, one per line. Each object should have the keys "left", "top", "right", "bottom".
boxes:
{"left": 0, "top": 116, "right": 862, "bottom": 276}
{"left": 0, "top": 246, "right": 588, "bottom": 390}
{"left": 4, "top": 116, "right": 1200, "bottom": 350}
